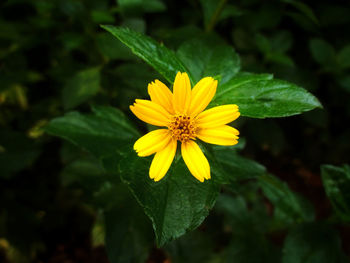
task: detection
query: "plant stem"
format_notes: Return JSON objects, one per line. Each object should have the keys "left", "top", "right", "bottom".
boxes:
{"left": 205, "top": 0, "right": 227, "bottom": 32}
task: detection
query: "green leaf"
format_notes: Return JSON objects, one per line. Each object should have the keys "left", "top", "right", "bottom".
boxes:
{"left": 62, "top": 67, "right": 101, "bottom": 110}
{"left": 213, "top": 73, "right": 322, "bottom": 118}
{"left": 255, "top": 34, "right": 271, "bottom": 54}
{"left": 321, "top": 164, "right": 350, "bottom": 221}
{"left": 176, "top": 37, "right": 240, "bottom": 84}
{"left": 283, "top": 223, "right": 348, "bottom": 263}
{"left": 119, "top": 151, "right": 220, "bottom": 246}
{"left": 270, "top": 31, "right": 293, "bottom": 53}
{"left": 214, "top": 72, "right": 273, "bottom": 98}
{"left": 309, "top": 38, "right": 336, "bottom": 67}
{"left": 212, "top": 146, "right": 266, "bottom": 182}
{"left": 255, "top": 32, "right": 294, "bottom": 66}
{"left": 337, "top": 45, "right": 350, "bottom": 69}
{"left": 267, "top": 52, "right": 295, "bottom": 67}
{"left": 101, "top": 26, "right": 191, "bottom": 84}
{"left": 45, "top": 105, "right": 139, "bottom": 158}
{"left": 283, "top": 0, "right": 319, "bottom": 25}
{"left": 259, "top": 174, "right": 315, "bottom": 223}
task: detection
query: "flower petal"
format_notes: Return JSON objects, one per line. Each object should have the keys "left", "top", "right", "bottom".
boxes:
{"left": 189, "top": 77, "right": 217, "bottom": 117}
{"left": 181, "top": 140, "right": 210, "bottom": 182}
{"left": 196, "top": 104, "right": 240, "bottom": 128}
{"left": 148, "top": 80, "right": 174, "bottom": 114}
{"left": 197, "top": 125, "right": 239, "bottom": 146}
{"left": 134, "top": 129, "right": 171, "bottom": 157}
{"left": 149, "top": 139, "right": 177, "bottom": 181}
{"left": 130, "top": 99, "right": 171, "bottom": 126}
{"left": 173, "top": 72, "right": 191, "bottom": 114}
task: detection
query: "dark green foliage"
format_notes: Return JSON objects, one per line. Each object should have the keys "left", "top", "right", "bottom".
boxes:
{"left": 213, "top": 73, "right": 322, "bottom": 118}
{"left": 259, "top": 174, "right": 315, "bottom": 224}
{"left": 119, "top": 151, "right": 220, "bottom": 247}
{"left": 1, "top": 0, "right": 350, "bottom": 262}
{"left": 176, "top": 37, "right": 240, "bottom": 83}
{"left": 321, "top": 165, "right": 350, "bottom": 221}
{"left": 309, "top": 38, "right": 337, "bottom": 70}
{"left": 0, "top": 130, "right": 41, "bottom": 179}
{"left": 104, "top": 186, "right": 154, "bottom": 263}
{"left": 46, "top": 106, "right": 139, "bottom": 157}
{"left": 62, "top": 67, "right": 101, "bottom": 110}
{"left": 283, "top": 223, "right": 347, "bottom": 263}
{"left": 101, "top": 26, "right": 191, "bottom": 84}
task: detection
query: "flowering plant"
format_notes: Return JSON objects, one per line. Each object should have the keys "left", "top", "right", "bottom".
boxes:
{"left": 47, "top": 27, "right": 321, "bottom": 247}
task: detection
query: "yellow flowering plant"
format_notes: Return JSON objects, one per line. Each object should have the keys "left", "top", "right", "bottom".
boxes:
{"left": 47, "top": 26, "right": 322, "bottom": 247}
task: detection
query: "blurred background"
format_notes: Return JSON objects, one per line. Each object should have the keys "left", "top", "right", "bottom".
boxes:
{"left": 1, "top": 0, "right": 350, "bottom": 262}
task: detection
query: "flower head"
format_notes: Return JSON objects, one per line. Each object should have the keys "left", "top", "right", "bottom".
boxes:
{"left": 130, "top": 72, "right": 240, "bottom": 182}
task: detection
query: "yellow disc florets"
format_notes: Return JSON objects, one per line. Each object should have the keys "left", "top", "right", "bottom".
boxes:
{"left": 168, "top": 114, "right": 196, "bottom": 143}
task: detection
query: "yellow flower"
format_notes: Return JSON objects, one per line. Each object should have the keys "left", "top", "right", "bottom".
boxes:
{"left": 130, "top": 72, "right": 240, "bottom": 182}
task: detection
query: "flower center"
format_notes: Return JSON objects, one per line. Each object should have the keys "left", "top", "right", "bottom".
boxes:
{"left": 168, "top": 114, "right": 196, "bottom": 143}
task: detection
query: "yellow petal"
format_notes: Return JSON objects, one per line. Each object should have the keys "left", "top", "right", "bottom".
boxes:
{"left": 181, "top": 140, "right": 210, "bottom": 182}
{"left": 130, "top": 99, "right": 171, "bottom": 126}
{"left": 189, "top": 77, "right": 217, "bottom": 117}
{"left": 134, "top": 129, "right": 171, "bottom": 157}
{"left": 173, "top": 72, "right": 191, "bottom": 114}
{"left": 148, "top": 80, "right": 174, "bottom": 114}
{"left": 196, "top": 104, "right": 240, "bottom": 128}
{"left": 149, "top": 139, "right": 177, "bottom": 181}
{"left": 197, "top": 125, "right": 239, "bottom": 146}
